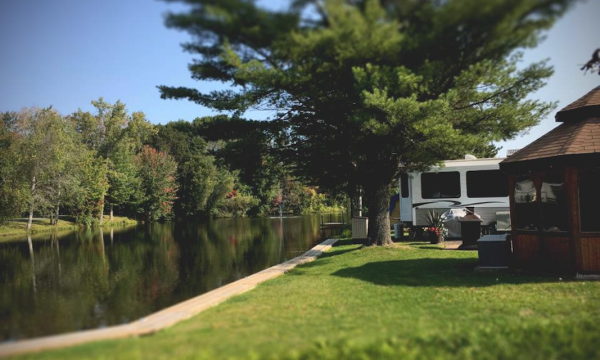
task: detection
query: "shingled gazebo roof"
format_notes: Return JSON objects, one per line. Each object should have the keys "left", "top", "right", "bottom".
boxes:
{"left": 501, "top": 86, "right": 600, "bottom": 167}
{"left": 555, "top": 85, "right": 600, "bottom": 122}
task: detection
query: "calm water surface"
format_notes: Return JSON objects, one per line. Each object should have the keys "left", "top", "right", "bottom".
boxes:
{"left": 0, "top": 215, "right": 344, "bottom": 342}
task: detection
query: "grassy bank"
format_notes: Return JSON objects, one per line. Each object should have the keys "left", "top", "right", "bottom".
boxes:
{"left": 17, "top": 241, "right": 600, "bottom": 360}
{"left": 0, "top": 216, "right": 138, "bottom": 239}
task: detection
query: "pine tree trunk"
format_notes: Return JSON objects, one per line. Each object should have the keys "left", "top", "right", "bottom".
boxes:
{"left": 27, "top": 176, "right": 36, "bottom": 231}
{"left": 365, "top": 181, "right": 393, "bottom": 246}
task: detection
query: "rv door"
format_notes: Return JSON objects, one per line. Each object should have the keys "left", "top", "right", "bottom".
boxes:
{"left": 399, "top": 173, "right": 413, "bottom": 223}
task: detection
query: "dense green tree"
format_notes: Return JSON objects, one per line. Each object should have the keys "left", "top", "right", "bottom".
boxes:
{"left": 211, "top": 187, "right": 259, "bottom": 217}
{"left": 1, "top": 108, "right": 111, "bottom": 227}
{"left": 154, "top": 122, "right": 217, "bottom": 217}
{"left": 106, "top": 144, "right": 143, "bottom": 221}
{"left": 1, "top": 100, "right": 344, "bottom": 226}
{"left": 42, "top": 118, "right": 81, "bottom": 226}
{"left": 0, "top": 112, "right": 28, "bottom": 223}
{"left": 71, "top": 99, "right": 155, "bottom": 224}
{"left": 135, "top": 146, "right": 179, "bottom": 221}
{"left": 178, "top": 116, "right": 288, "bottom": 215}
{"left": 70, "top": 149, "right": 108, "bottom": 226}
{"left": 215, "top": 129, "right": 284, "bottom": 215}
{"left": 11, "top": 108, "right": 79, "bottom": 229}
{"left": 159, "top": 0, "right": 572, "bottom": 244}
{"left": 154, "top": 121, "right": 257, "bottom": 217}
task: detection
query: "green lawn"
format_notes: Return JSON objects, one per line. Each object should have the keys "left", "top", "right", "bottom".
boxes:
{"left": 0, "top": 216, "right": 138, "bottom": 240}
{"left": 17, "top": 241, "right": 600, "bottom": 360}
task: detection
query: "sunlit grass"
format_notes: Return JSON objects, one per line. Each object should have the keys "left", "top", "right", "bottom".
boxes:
{"left": 18, "top": 240, "right": 600, "bottom": 360}
{"left": 0, "top": 216, "right": 138, "bottom": 240}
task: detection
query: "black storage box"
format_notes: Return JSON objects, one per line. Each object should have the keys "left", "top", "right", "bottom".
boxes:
{"left": 477, "top": 234, "right": 511, "bottom": 269}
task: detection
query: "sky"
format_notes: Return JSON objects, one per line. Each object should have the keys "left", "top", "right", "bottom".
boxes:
{"left": 0, "top": 0, "right": 599, "bottom": 158}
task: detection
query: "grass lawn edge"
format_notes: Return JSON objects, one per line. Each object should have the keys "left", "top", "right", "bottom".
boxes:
{"left": 0, "top": 216, "right": 139, "bottom": 241}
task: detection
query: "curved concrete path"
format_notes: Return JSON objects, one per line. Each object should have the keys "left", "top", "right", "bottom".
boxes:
{"left": 0, "top": 238, "right": 338, "bottom": 358}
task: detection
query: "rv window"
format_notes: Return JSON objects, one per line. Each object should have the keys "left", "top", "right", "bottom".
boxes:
{"left": 400, "top": 173, "right": 409, "bottom": 198}
{"left": 580, "top": 169, "right": 600, "bottom": 232}
{"left": 466, "top": 170, "right": 508, "bottom": 198}
{"left": 541, "top": 175, "right": 568, "bottom": 232}
{"left": 514, "top": 178, "right": 539, "bottom": 231}
{"left": 421, "top": 172, "right": 460, "bottom": 199}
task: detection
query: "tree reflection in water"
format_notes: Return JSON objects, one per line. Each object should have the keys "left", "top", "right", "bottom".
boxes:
{"left": 0, "top": 215, "right": 342, "bottom": 342}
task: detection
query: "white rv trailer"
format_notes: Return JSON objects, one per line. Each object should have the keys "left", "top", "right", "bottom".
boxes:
{"left": 398, "top": 157, "right": 510, "bottom": 230}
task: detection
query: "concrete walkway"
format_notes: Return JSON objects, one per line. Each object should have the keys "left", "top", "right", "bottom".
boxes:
{"left": 443, "top": 241, "right": 462, "bottom": 250}
{"left": 0, "top": 238, "right": 339, "bottom": 358}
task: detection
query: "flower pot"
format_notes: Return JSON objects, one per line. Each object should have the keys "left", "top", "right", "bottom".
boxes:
{"left": 430, "top": 232, "right": 444, "bottom": 244}
{"left": 428, "top": 232, "right": 437, "bottom": 244}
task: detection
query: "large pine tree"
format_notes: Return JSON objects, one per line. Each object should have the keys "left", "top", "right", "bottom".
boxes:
{"left": 159, "top": 0, "right": 573, "bottom": 245}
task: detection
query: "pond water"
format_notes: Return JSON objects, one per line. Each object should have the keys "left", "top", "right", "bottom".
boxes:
{"left": 0, "top": 215, "right": 345, "bottom": 342}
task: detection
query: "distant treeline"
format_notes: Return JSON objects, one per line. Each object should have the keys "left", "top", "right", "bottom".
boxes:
{"left": 0, "top": 99, "right": 346, "bottom": 227}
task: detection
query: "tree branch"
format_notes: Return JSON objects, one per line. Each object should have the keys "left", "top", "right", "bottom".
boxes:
{"left": 452, "top": 77, "right": 528, "bottom": 111}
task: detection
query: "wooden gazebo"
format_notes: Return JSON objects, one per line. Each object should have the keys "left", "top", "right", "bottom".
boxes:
{"left": 500, "top": 86, "right": 600, "bottom": 275}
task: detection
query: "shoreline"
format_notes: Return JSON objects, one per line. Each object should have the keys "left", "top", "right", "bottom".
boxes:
{"left": 0, "top": 238, "right": 338, "bottom": 358}
{"left": 0, "top": 216, "right": 139, "bottom": 241}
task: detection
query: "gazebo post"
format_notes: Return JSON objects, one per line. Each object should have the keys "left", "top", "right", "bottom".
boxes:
{"left": 565, "top": 166, "right": 583, "bottom": 273}
{"left": 507, "top": 176, "right": 518, "bottom": 265}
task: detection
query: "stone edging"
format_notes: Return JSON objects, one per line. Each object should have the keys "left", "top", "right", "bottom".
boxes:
{"left": 0, "top": 238, "right": 339, "bottom": 358}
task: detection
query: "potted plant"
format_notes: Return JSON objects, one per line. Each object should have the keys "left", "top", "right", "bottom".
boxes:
{"left": 424, "top": 210, "right": 447, "bottom": 244}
